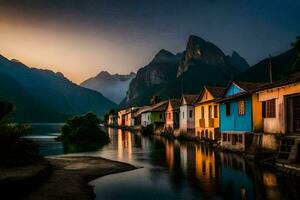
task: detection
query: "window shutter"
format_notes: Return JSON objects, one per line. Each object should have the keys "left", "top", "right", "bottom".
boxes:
{"left": 262, "top": 102, "right": 266, "bottom": 118}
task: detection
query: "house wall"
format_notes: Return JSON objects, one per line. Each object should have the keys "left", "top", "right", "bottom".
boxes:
{"left": 152, "top": 112, "right": 165, "bottom": 129}
{"left": 141, "top": 112, "right": 152, "bottom": 127}
{"left": 195, "top": 102, "right": 220, "bottom": 140}
{"left": 257, "top": 82, "right": 300, "bottom": 134}
{"left": 220, "top": 96, "right": 252, "bottom": 132}
{"left": 117, "top": 110, "right": 126, "bottom": 126}
{"left": 252, "top": 94, "right": 263, "bottom": 132}
{"left": 225, "top": 84, "right": 243, "bottom": 97}
{"left": 180, "top": 105, "right": 195, "bottom": 132}
{"left": 165, "top": 102, "right": 174, "bottom": 128}
{"left": 124, "top": 113, "right": 132, "bottom": 127}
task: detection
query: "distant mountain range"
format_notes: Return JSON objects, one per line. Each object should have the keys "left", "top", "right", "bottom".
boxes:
{"left": 0, "top": 55, "right": 116, "bottom": 122}
{"left": 80, "top": 71, "right": 136, "bottom": 103}
{"left": 120, "top": 35, "right": 250, "bottom": 107}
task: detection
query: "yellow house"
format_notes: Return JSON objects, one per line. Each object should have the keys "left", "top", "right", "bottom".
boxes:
{"left": 194, "top": 86, "right": 225, "bottom": 140}
{"left": 256, "top": 74, "right": 300, "bottom": 152}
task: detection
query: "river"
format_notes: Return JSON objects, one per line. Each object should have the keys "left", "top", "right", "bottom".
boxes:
{"left": 26, "top": 124, "right": 300, "bottom": 200}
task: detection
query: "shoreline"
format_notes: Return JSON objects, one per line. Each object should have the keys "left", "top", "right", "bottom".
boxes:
{"left": 26, "top": 156, "right": 138, "bottom": 200}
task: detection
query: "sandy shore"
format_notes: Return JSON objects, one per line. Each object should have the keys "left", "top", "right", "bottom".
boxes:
{"left": 26, "top": 156, "right": 137, "bottom": 200}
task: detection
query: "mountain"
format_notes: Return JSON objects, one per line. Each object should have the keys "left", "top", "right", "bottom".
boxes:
{"left": 80, "top": 71, "right": 136, "bottom": 103}
{"left": 236, "top": 48, "right": 297, "bottom": 82}
{"left": 0, "top": 55, "right": 116, "bottom": 122}
{"left": 121, "top": 35, "right": 249, "bottom": 107}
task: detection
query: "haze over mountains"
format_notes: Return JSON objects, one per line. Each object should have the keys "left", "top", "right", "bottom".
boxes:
{"left": 0, "top": 55, "right": 116, "bottom": 122}
{"left": 0, "top": 34, "right": 298, "bottom": 122}
{"left": 80, "top": 71, "right": 136, "bottom": 104}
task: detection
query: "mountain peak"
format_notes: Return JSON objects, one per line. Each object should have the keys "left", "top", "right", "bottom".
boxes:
{"left": 152, "top": 49, "right": 175, "bottom": 63}
{"left": 97, "top": 71, "right": 111, "bottom": 78}
{"left": 177, "top": 35, "right": 226, "bottom": 77}
{"left": 228, "top": 51, "right": 249, "bottom": 71}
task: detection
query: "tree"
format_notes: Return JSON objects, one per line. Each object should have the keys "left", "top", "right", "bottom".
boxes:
{"left": 0, "top": 101, "right": 15, "bottom": 121}
{"left": 61, "top": 112, "right": 109, "bottom": 144}
{"left": 151, "top": 95, "right": 161, "bottom": 105}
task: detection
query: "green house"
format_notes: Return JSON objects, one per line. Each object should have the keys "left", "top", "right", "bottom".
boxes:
{"left": 141, "top": 101, "right": 168, "bottom": 129}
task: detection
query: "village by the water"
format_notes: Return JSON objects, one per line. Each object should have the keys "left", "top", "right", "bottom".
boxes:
{"left": 109, "top": 74, "right": 300, "bottom": 173}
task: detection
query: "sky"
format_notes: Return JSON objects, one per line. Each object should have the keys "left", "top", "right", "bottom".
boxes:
{"left": 0, "top": 0, "right": 299, "bottom": 84}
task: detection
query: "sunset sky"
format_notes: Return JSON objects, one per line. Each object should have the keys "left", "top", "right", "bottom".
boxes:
{"left": 0, "top": 0, "right": 299, "bottom": 83}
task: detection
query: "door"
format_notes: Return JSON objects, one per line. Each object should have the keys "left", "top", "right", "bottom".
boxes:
{"left": 287, "top": 95, "right": 300, "bottom": 133}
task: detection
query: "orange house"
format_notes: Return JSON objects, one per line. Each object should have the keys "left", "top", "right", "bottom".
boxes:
{"left": 194, "top": 86, "right": 225, "bottom": 140}
{"left": 165, "top": 99, "right": 181, "bottom": 130}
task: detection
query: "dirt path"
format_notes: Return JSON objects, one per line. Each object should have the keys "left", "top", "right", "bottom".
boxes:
{"left": 26, "top": 156, "right": 137, "bottom": 200}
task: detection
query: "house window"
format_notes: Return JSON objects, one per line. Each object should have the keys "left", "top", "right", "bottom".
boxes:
{"left": 182, "top": 111, "right": 185, "bottom": 119}
{"left": 201, "top": 106, "right": 205, "bottom": 119}
{"left": 223, "top": 133, "right": 227, "bottom": 142}
{"left": 160, "top": 113, "right": 163, "bottom": 119}
{"left": 262, "top": 99, "right": 276, "bottom": 118}
{"left": 238, "top": 100, "right": 245, "bottom": 115}
{"left": 214, "top": 105, "right": 218, "bottom": 118}
{"left": 226, "top": 103, "right": 231, "bottom": 116}
{"left": 208, "top": 105, "right": 212, "bottom": 119}
{"left": 189, "top": 110, "right": 193, "bottom": 118}
{"left": 238, "top": 135, "right": 243, "bottom": 143}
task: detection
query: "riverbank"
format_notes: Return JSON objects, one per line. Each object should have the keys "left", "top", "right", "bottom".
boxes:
{"left": 24, "top": 156, "right": 137, "bottom": 200}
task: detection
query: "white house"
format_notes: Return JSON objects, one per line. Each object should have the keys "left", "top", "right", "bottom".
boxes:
{"left": 179, "top": 94, "right": 198, "bottom": 135}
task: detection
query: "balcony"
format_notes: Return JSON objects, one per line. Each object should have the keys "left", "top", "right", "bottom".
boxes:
{"left": 199, "top": 119, "right": 205, "bottom": 128}
{"left": 209, "top": 118, "right": 214, "bottom": 128}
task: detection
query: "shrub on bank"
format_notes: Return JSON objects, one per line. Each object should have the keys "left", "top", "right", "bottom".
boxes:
{"left": 0, "top": 101, "right": 39, "bottom": 167}
{"left": 60, "top": 112, "right": 109, "bottom": 144}
{"left": 141, "top": 124, "right": 154, "bottom": 135}
{"left": 160, "top": 127, "right": 175, "bottom": 139}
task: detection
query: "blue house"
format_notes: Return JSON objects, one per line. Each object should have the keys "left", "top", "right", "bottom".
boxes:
{"left": 219, "top": 82, "right": 266, "bottom": 151}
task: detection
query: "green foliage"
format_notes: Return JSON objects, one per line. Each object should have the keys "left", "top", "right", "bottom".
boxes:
{"left": 0, "top": 101, "right": 15, "bottom": 121}
{"left": 141, "top": 124, "right": 154, "bottom": 135}
{"left": 0, "top": 101, "right": 38, "bottom": 167}
{"left": 160, "top": 127, "right": 175, "bottom": 139}
{"left": 104, "top": 109, "right": 117, "bottom": 124}
{"left": 60, "top": 112, "right": 109, "bottom": 144}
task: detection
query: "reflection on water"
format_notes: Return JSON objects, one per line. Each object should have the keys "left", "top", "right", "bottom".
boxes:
{"left": 28, "top": 125, "right": 300, "bottom": 200}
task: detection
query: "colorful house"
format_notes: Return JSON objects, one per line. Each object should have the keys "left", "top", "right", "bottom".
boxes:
{"left": 179, "top": 94, "right": 198, "bottom": 135}
{"left": 108, "top": 114, "right": 118, "bottom": 126}
{"left": 132, "top": 106, "right": 152, "bottom": 127}
{"left": 165, "top": 99, "right": 181, "bottom": 130}
{"left": 141, "top": 101, "right": 168, "bottom": 129}
{"left": 219, "top": 82, "right": 266, "bottom": 151}
{"left": 194, "top": 87, "right": 225, "bottom": 140}
{"left": 255, "top": 74, "right": 300, "bottom": 156}
{"left": 122, "top": 107, "right": 139, "bottom": 127}
{"left": 117, "top": 109, "right": 127, "bottom": 126}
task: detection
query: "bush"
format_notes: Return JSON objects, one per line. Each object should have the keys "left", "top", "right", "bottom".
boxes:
{"left": 160, "top": 127, "right": 175, "bottom": 139}
{"left": 141, "top": 124, "right": 154, "bottom": 135}
{"left": 60, "top": 112, "right": 109, "bottom": 144}
{"left": 0, "top": 101, "right": 39, "bottom": 167}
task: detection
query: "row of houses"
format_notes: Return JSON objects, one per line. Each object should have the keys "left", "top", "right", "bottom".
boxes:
{"left": 108, "top": 73, "right": 300, "bottom": 163}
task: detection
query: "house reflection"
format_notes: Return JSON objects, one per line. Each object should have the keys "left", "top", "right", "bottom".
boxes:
{"left": 165, "top": 140, "right": 174, "bottom": 171}
{"left": 117, "top": 129, "right": 132, "bottom": 161}
{"left": 219, "top": 152, "right": 254, "bottom": 200}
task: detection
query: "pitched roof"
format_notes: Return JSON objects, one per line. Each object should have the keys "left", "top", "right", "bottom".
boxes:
{"left": 219, "top": 81, "right": 268, "bottom": 102}
{"left": 151, "top": 100, "right": 168, "bottom": 112}
{"left": 132, "top": 106, "right": 152, "bottom": 117}
{"left": 168, "top": 99, "right": 181, "bottom": 110}
{"left": 256, "top": 72, "right": 300, "bottom": 92}
{"left": 233, "top": 82, "right": 268, "bottom": 92}
{"left": 181, "top": 94, "right": 199, "bottom": 105}
{"left": 205, "top": 86, "right": 226, "bottom": 99}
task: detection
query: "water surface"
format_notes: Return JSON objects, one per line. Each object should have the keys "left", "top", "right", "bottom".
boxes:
{"left": 28, "top": 124, "right": 300, "bottom": 200}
